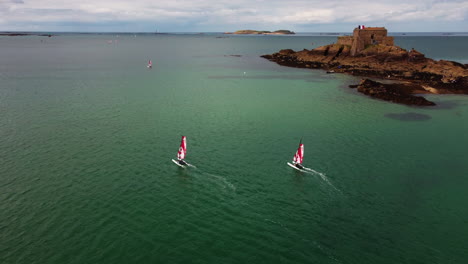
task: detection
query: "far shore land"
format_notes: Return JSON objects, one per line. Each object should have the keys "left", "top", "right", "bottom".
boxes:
{"left": 224, "top": 30, "right": 295, "bottom": 35}
{"left": 0, "top": 32, "right": 53, "bottom": 37}
{"left": 262, "top": 27, "right": 468, "bottom": 106}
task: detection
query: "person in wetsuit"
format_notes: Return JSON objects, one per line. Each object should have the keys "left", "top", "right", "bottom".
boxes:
{"left": 295, "top": 163, "right": 304, "bottom": 170}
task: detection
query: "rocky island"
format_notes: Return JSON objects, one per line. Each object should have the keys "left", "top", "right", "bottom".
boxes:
{"left": 225, "top": 30, "right": 295, "bottom": 35}
{"left": 261, "top": 27, "right": 468, "bottom": 106}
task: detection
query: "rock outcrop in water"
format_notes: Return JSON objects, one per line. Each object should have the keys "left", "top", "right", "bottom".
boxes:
{"left": 351, "top": 79, "right": 436, "bottom": 106}
{"left": 261, "top": 27, "right": 468, "bottom": 106}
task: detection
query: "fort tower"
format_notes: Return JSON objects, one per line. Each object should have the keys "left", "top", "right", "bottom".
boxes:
{"left": 337, "top": 27, "right": 394, "bottom": 56}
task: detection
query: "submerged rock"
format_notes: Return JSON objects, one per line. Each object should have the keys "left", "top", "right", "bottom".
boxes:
{"left": 385, "top": 112, "right": 432, "bottom": 121}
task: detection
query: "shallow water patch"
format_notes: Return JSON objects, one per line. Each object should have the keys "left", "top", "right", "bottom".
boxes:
{"left": 384, "top": 112, "right": 432, "bottom": 121}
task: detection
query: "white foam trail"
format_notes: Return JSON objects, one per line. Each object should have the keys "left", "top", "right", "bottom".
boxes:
{"left": 178, "top": 164, "right": 234, "bottom": 191}
{"left": 201, "top": 172, "right": 236, "bottom": 191}
{"left": 303, "top": 167, "right": 341, "bottom": 193}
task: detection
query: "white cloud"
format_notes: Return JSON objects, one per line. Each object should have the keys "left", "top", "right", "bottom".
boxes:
{"left": 383, "top": 1, "right": 468, "bottom": 22}
{"left": 0, "top": 0, "right": 466, "bottom": 31}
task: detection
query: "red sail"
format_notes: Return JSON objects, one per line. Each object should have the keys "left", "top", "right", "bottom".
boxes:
{"left": 177, "top": 136, "right": 187, "bottom": 160}
{"left": 292, "top": 143, "right": 304, "bottom": 164}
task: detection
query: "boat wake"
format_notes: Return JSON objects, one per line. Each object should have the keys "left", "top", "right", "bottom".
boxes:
{"left": 201, "top": 172, "right": 236, "bottom": 191}
{"left": 302, "top": 167, "right": 341, "bottom": 192}
{"left": 287, "top": 139, "right": 341, "bottom": 193}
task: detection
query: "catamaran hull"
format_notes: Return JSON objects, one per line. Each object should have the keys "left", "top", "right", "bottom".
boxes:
{"left": 172, "top": 159, "right": 186, "bottom": 168}
{"left": 172, "top": 159, "right": 196, "bottom": 168}
{"left": 287, "top": 162, "right": 306, "bottom": 171}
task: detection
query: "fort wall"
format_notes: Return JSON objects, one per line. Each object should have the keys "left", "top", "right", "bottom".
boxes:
{"left": 348, "top": 27, "right": 394, "bottom": 56}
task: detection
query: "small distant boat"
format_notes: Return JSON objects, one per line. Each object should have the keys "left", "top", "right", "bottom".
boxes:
{"left": 287, "top": 139, "right": 306, "bottom": 171}
{"left": 326, "top": 70, "right": 335, "bottom": 74}
{"left": 172, "top": 136, "right": 194, "bottom": 168}
{"left": 147, "top": 60, "right": 152, "bottom": 68}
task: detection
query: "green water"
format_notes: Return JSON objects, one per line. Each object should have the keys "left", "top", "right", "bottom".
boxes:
{"left": 1, "top": 34, "right": 468, "bottom": 264}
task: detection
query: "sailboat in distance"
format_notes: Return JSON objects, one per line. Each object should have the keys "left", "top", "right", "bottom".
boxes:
{"left": 172, "top": 136, "right": 193, "bottom": 168}
{"left": 287, "top": 139, "right": 306, "bottom": 171}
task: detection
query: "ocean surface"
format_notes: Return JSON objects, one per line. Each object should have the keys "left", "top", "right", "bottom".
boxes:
{"left": 1, "top": 33, "right": 468, "bottom": 264}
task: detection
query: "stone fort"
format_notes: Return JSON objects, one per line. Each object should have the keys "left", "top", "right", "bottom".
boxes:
{"left": 337, "top": 27, "right": 394, "bottom": 56}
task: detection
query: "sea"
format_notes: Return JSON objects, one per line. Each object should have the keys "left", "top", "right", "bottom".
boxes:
{"left": 1, "top": 32, "right": 468, "bottom": 264}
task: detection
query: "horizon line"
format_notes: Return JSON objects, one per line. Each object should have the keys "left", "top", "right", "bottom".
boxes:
{"left": 1, "top": 30, "right": 468, "bottom": 34}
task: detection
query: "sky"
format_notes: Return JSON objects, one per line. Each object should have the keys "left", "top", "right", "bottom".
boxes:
{"left": 1, "top": 0, "right": 467, "bottom": 32}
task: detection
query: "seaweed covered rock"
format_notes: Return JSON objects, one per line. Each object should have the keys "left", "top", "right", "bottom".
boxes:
{"left": 353, "top": 79, "right": 436, "bottom": 106}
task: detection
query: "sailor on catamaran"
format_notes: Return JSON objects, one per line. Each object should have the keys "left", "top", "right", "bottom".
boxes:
{"left": 172, "top": 136, "right": 188, "bottom": 167}
{"left": 178, "top": 158, "right": 187, "bottom": 166}
{"left": 287, "top": 139, "right": 306, "bottom": 171}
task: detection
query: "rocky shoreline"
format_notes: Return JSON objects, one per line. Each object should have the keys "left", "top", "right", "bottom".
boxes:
{"left": 261, "top": 35, "right": 467, "bottom": 106}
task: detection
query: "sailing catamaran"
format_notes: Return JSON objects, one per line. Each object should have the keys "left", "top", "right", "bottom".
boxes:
{"left": 147, "top": 60, "right": 152, "bottom": 68}
{"left": 287, "top": 140, "right": 306, "bottom": 171}
{"left": 172, "top": 136, "right": 191, "bottom": 167}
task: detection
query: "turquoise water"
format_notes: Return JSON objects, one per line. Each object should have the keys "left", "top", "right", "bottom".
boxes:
{"left": 1, "top": 34, "right": 468, "bottom": 264}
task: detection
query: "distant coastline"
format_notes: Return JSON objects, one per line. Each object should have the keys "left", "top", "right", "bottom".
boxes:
{"left": 224, "top": 30, "right": 295, "bottom": 35}
{"left": 0, "top": 32, "right": 53, "bottom": 37}
{"left": 1, "top": 31, "right": 466, "bottom": 37}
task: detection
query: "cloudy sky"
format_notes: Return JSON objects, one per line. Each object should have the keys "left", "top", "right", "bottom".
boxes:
{"left": 1, "top": 0, "right": 467, "bottom": 32}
